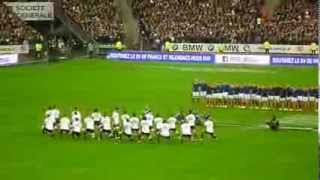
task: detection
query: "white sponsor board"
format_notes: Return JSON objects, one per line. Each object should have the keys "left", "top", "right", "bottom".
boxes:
{"left": 0, "top": 45, "right": 29, "bottom": 54}
{"left": 216, "top": 54, "right": 270, "bottom": 65}
{"left": 0, "top": 54, "right": 18, "bottom": 66}
{"left": 4, "top": 2, "right": 54, "bottom": 21}
{"left": 170, "top": 43, "right": 313, "bottom": 54}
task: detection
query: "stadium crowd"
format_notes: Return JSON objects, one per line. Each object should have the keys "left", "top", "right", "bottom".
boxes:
{"left": 62, "top": 0, "right": 124, "bottom": 42}
{"left": 0, "top": 3, "right": 40, "bottom": 45}
{"left": 133, "top": 0, "right": 317, "bottom": 44}
{"left": 0, "top": 0, "right": 317, "bottom": 45}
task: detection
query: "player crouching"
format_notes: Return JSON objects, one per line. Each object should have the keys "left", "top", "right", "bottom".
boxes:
{"left": 140, "top": 116, "right": 152, "bottom": 141}
{"left": 42, "top": 114, "right": 55, "bottom": 136}
{"left": 59, "top": 115, "right": 70, "bottom": 135}
{"left": 159, "top": 120, "right": 170, "bottom": 143}
{"left": 71, "top": 118, "right": 82, "bottom": 139}
{"left": 203, "top": 115, "right": 216, "bottom": 139}
{"left": 84, "top": 116, "right": 95, "bottom": 139}
{"left": 99, "top": 114, "right": 112, "bottom": 139}
{"left": 266, "top": 115, "right": 280, "bottom": 131}
{"left": 122, "top": 118, "right": 133, "bottom": 142}
{"left": 180, "top": 120, "right": 192, "bottom": 143}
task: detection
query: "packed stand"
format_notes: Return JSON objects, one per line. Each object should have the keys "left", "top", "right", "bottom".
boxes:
{"left": 62, "top": 0, "right": 124, "bottom": 43}
{"left": 0, "top": 3, "right": 40, "bottom": 45}
{"left": 133, "top": 0, "right": 317, "bottom": 44}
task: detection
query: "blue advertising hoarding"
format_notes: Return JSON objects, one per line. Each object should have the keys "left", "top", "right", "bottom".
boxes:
{"left": 271, "top": 55, "right": 318, "bottom": 66}
{"left": 106, "top": 51, "right": 215, "bottom": 64}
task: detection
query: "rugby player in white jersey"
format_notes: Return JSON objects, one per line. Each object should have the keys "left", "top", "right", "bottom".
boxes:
{"left": 45, "top": 106, "right": 53, "bottom": 118}
{"left": 91, "top": 108, "right": 102, "bottom": 126}
{"left": 185, "top": 110, "right": 196, "bottom": 129}
{"left": 100, "top": 114, "right": 112, "bottom": 138}
{"left": 159, "top": 120, "right": 170, "bottom": 142}
{"left": 42, "top": 114, "right": 55, "bottom": 136}
{"left": 181, "top": 120, "right": 192, "bottom": 143}
{"left": 154, "top": 113, "right": 163, "bottom": 133}
{"left": 167, "top": 115, "right": 177, "bottom": 135}
{"left": 130, "top": 113, "right": 140, "bottom": 136}
{"left": 203, "top": 115, "right": 216, "bottom": 139}
{"left": 51, "top": 105, "right": 60, "bottom": 123}
{"left": 59, "top": 115, "right": 70, "bottom": 135}
{"left": 71, "top": 118, "right": 82, "bottom": 138}
{"left": 122, "top": 118, "right": 133, "bottom": 141}
{"left": 71, "top": 107, "right": 82, "bottom": 123}
{"left": 145, "top": 110, "right": 154, "bottom": 127}
{"left": 112, "top": 107, "right": 120, "bottom": 127}
{"left": 140, "top": 116, "right": 151, "bottom": 141}
{"left": 84, "top": 116, "right": 95, "bottom": 138}
{"left": 121, "top": 110, "right": 130, "bottom": 125}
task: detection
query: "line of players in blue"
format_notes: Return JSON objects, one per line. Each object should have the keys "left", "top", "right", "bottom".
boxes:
{"left": 42, "top": 106, "right": 217, "bottom": 143}
{"left": 192, "top": 82, "right": 318, "bottom": 112}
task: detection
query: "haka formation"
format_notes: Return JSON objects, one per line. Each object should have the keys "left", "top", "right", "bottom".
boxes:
{"left": 42, "top": 106, "right": 217, "bottom": 143}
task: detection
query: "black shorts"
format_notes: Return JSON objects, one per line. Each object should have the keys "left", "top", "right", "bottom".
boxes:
{"left": 45, "top": 128, "right": 53, "bottom": 133}
{"left": 182, "top": 134, "right": 191, "bottom": 138}
{"left": 141, "top": 132, "right": 150, "bottom": 136}
{"left": 102, "top": 129, "right": 111, "bottom": 133}
{"left": 124, "top": 133, "right": 132, "bottom": 138}
{"left": 160, "top": 135, "right": 170, "bottom": 139}
{"left": 132, "top": 129, "right": 139, "bottom": 133}
{"left": 72, "top": 131, "right": 80, "bottom": 136}
{"left": 60, "top": 129, "right": 69, "bottom": 133}
{"left": 86, "top": 129, "right": 94, "bottom": 133}
{"left": 94, "top": 121, "right": 100, "bottom": 126}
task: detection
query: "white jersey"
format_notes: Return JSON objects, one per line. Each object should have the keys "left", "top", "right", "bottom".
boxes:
{"left": 71, "top": 111, "right": 82, "bottom": 122}
{"left": 72, "top": 120, "right": 82, "bottom": 133}
{"left": 181, "top": 123, "right": 192, "bottom": 135}
{"left": 112, "top": 111, "right": 120, "bottom": 125}
{"left": 91, "top": 112, "right": 102, "bottom": 122}
{"left": 45, "top": 109, "right": 53, "bottom": 118}
{"left": 204, "top": 120, "right": 214, "bottom": 133}
{"left": 52, "top": 108, "right": 60, "bottom": 120}
{"left": 186, "top": 114, "right": 196, "bottom": 127}
{"left": 101, "top": 116, "right": 111, "bottom": 130}
{"left": 121, "top": 114, "right": 130, "bottom": 125}
{"left": 123, "top": 121, "right": 132, "bottom": 135}
{"left": 167, "top": 117, "right": 177, "bottom": 129}
{"left": 130, "top": 117, "right": 140, "bottom": 130}
{"left": 140, "top": 120, "right": 151, "bottom": 134}
{"left": 60, "top": 117, "right": 70, "bottom": 130}
{"left": 160, "top": 123, "right": 170, "bottom": 137}
{"left": 44, "top": 117, "right": 55, "bottom": 130}
{"left": 84, "top": 117, "right": 94, "bottom": 130}
{"left": 145, "top": 112, "right": 154, "bottom": 126}
{"left": 154, "top": 117, "right": 163, "bottom": 130}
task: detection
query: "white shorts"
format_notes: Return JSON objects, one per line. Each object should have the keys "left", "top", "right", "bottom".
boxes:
{"left": 274, "top": 96, "right": 280, "bottom": 101}
{"left": 192, "top": 92, "right": 200, "bottom": 97}
{"left": 302, "top": 97, "right": 308, "bottom": 102}
{"left": 268, "top": 96, "right": 275, "bottom": 100}
{"left": 262, "top": 97, "right": 268, "bottom": 102}
{"left": 200, "top": 91, "right": 207, "bottom": 97}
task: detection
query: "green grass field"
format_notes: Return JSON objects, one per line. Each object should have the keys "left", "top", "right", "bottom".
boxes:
{"left": 0, "top": 59, "right": 317, "bottom": 180}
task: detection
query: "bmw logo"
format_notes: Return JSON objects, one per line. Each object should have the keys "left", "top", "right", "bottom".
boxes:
{"left": 208, "top": 45, "right": 214, "bottom": 51}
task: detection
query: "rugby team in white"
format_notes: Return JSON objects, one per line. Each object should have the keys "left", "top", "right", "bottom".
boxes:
{"left": 42, "top": 106, "right": 216, "bottom": 142}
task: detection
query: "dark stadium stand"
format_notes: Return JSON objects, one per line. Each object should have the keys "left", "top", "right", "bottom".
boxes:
{"left": 0, "top": 3, "right": 41, "bottom": 45}
{"left": 0, "top": 0, "right": 317, "bottom": 46}
{"left": 133, "top": 0, "right": 317, "bottom": 44}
